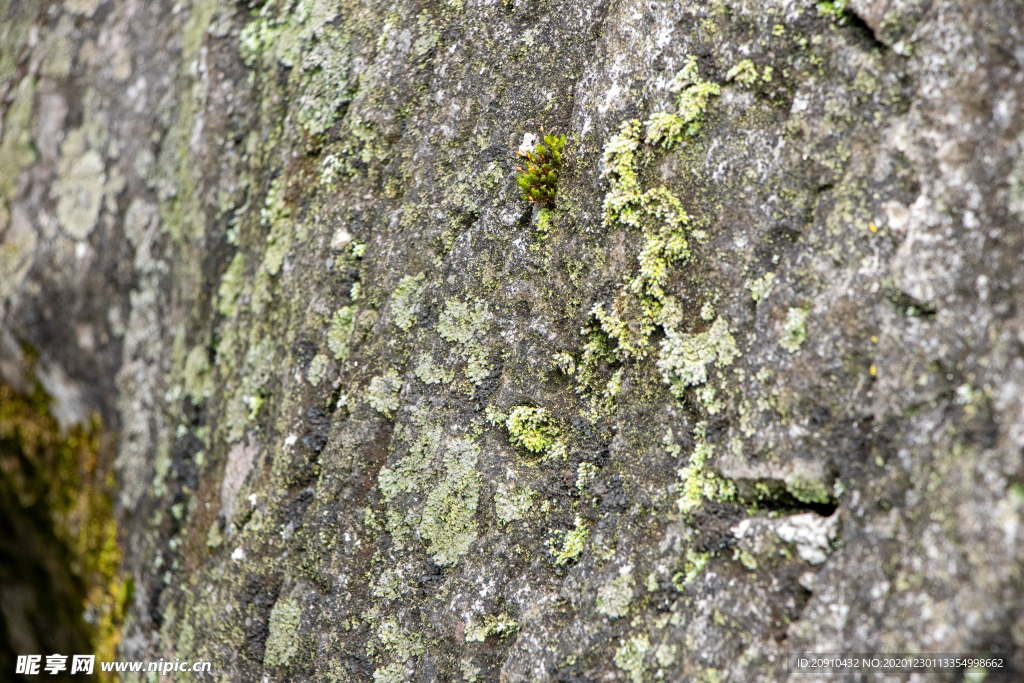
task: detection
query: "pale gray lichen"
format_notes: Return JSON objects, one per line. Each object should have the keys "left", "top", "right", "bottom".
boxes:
{"left": 307, "top": 353, "right": 329, "bottom": 386}
{"left": 437, "top": 299, "right": 491, "bottom": 384}
{"left": 614, "top": 634, "right": 650, "bottom": 683}
{"left": 746, "top": 272, "right": 775, "bottom": 303}
{"left": 419, "top": 438, "right": 481, "bottom": 566}
{"left": 367, "top": 369, "right": 402, "bottom": 417}
{"left": 264, "top": 598, "right": 301, "bottom": 667}
{"left": 55, "top": 129, "right": 106, "bottom": 240}
{"left": 780, "top": 307, "right": 809, "bottom": 353}
{"left": 657, "top": 316, "right": 739, "bottom": 396}
{"left": 596, "top": 569, "right": 634, "bottom": 619}
{"left": 390, "top": 272, "right": 425, "bottom": 331}
{"left": 327, "top": 306, "right": 357, "bottom": 360}
{"left": 414, "top": 354, "right": 453, "bottom": 385}
{"left": 494, "top": 482, "right": 534, "bottom": 523}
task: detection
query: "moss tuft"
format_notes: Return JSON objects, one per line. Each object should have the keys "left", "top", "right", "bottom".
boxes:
{"left": 515, "top": 130, "right": 565, "bottom": 206}
{"left": 505, "top": 405, "right": 564, "bottom": 458}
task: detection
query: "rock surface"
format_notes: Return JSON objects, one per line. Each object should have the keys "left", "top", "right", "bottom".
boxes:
{"left": 2, "top": 0, "right": 1024, "bottom": 680}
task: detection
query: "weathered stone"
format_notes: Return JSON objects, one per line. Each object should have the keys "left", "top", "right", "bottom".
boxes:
{"left": 2, "top": 0, "right": 1023, "bottom": 680}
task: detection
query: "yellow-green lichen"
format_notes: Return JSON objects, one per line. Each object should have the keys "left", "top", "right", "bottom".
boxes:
{"left": 785, "top": 470, "right": 831, "bottom": 505}
{"left": 419, "top": 438, "right": 481, "bottom": 565}
{"left": 614, "top": 634, "right": 650, "bottom": 683}
{"left": 726, "top": 59, "right": 760, "bottom": 87}
{"left": 780, "top": 307, "right": 809, "bottom": 353}
{"left": 260, "top": 176, "right": 292, "bottom": 276}
{"left": 327, "top": 306, "right": 357, "bottom": 360}
{"left": 389, "top": 273, "right": 425, "bottom": 331}
{"left": 217, "top": 253, "right": 246, "bottom": 317}
{"left": 367, "top": 370, "right": 402, "bottom": 417}
{"left": 307, "top": 353, "right": 329, "bottom": 386}
{"left": 436, "top": 299, "right": 491, "bottom": 384}
{"left": 239, "top": 0, "right": 354, "bottom": 137}
{"left": 746, "top": 272, "right": 775, "bottom": 303}
{"left": 677, "top": 422, "right": 736, "bottom": 514}
{"left": 414, "top": 354, "right": 453, "bottom": 385}
{"left": 576, "top": 462, "right": 598, "bottom": 493}
{"left": 673, "top": 548, "right": 710, "bottom": 588}
{"left": 372, "top": 663, "right": 404, "bottom": 683}
{"left": 597, "top": 569, "right": 634, "bottom": 619}
{"left": 657, "top": 317, "right": 739, "bottom": 397}
{"left": 263, "top": 598, "right": 301, "bottom": 667}
{"left": 494, "top": 482, "right": 534, "bottom": 523}
{"left": 465, "top": 613, "right": 519, "bottom": 642}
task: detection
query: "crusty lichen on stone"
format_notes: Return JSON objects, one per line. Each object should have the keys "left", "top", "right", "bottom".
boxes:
{"left": 596, "top": 568, "right": 634, "bottom": 619}
{"left": 494, "top": 481, "right": 534, "bottom": 523}
{"left": 327, "top": 306, "right": 357, "bottom": 360}
{"left": 367, "top": 369, "right": 402, "bottom": 417}
{"left": 780, "top": 306, "right": 809, "bottom": 353}
{"left": 389, "top": 272, "right": 425, "bottom": 331}
{"left": 264, "top": 598, "right": 301, "bottom": 667}
{"left": 419, "top": 438, "right": 481, "bottom": 565}
{"left": 657, "top": 316, "right": 739, "bottom": 397}
{"left": 436, "top": 299, "right": 491, "bottom": 384}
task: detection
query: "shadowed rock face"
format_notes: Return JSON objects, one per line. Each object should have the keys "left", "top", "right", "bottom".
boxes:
{"left": 2, "top": 0, "right": 1024, "bottom": 680}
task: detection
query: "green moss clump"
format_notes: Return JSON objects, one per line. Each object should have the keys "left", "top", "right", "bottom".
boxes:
{"left": 549, "top": 516, "right": 588, "bottom": 565}
{"left": 0, "top": 383, "right": 126, "bottom": 679}
{"left": 264, "top": 598, "right": 302, "bottom": 666}
{"left": 367, "top": 369, "right": 402, "bottom": 417}
{"left": 515, "top": 130, "right": 565, "bottom": 206}
{"left": 505, "top": 406, "right": 564, "bottom": 458}
{"left": 328, "top": 306, "right": 357, "bottom": 360}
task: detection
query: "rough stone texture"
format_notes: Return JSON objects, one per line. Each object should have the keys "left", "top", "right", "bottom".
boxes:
{"left": 2, "top": 0, "right": 1024, "bottom": 681}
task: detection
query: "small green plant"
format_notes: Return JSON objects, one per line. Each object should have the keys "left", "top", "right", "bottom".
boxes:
{"left": 515, "top": 128, "right": 566, "bottom": 206}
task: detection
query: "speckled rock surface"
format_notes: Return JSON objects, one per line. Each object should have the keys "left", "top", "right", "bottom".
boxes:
{"left": 2, "top": 0, "right": 1024, "bottom": 680}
